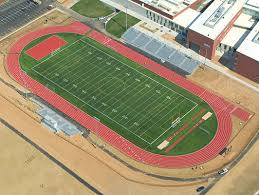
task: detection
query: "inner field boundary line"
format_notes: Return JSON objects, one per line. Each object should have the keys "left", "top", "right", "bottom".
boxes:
{"left": 80, "top": 39, "right": 198, "bottom": 106}
{"left": 32, "top": 39, "right": 196, "bottom": 145}
{"left": 54, "top": 39, "right": 198, "bottom": 142}
{"left": 6, "top": 22, "right": 238, "bottom": 168}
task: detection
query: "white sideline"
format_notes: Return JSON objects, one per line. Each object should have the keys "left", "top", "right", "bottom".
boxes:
{"left": 31, "top": 38, "right": 198, "bottom": 145}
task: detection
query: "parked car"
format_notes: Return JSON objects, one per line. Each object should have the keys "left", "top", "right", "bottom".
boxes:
{"left": 196, "top": 186, "right": 205, "bottom": 192}
{"left": 218, "top": 168, "right": 229, "bottom": 175}
{"left": 47, "top": 5, "right": 54, "bottom": 10}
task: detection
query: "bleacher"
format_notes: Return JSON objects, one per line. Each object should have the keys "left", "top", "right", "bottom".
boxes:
{"left": 6, "top": 22, "right": 243, "bottom": 168}
{"left": 38, "top": 107, "right": 82, "bottom": 136}
{"left": 122, "top": 28, "right": 200, "bottom": 75}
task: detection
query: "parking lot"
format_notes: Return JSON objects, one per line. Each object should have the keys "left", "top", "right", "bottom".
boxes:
{"left": 0, "top": 0, "right": 54, "bottom": 37}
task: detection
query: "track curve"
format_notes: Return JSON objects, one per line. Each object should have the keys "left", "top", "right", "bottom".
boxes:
{"left": 6, "top": 22, "right": 235, "bottom": 168}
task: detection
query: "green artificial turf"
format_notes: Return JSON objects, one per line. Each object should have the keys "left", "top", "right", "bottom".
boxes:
{"left": 20, "top": 33, "right": 218, "bottom": 155}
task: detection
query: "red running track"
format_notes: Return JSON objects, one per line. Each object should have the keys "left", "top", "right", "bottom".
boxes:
{"left": 6, "top": 22, "right": 245, "bottom": 168}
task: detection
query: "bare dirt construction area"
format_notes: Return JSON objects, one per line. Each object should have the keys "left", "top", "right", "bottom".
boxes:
{"left": 189, "top": 66, "right": 259, "bottom": 194}
{"left": 0, "top": 123, "right": 95, "bottom": 195}
{"left": 208, "top": 139, "right": 259, "bottom": 195}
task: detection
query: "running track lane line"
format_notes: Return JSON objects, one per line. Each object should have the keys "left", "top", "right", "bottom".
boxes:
{"left": 6, "top": 22, "right": 234, "bottom": 168}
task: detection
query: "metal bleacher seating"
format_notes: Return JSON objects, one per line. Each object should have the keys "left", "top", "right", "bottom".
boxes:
{"left": 122, "top": 28, "right": 200, "bottom": 75}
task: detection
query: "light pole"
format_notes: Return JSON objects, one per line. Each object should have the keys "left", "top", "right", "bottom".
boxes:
{"left": 203, "top": 43, "right": 210, "bottom": 65}
{"left": 125, "top": 1, "right": 128, "bottom": 31}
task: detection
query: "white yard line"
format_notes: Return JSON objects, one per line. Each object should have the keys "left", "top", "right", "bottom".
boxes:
{"left": 149, "top": 104, "right": 198, "bottom": 145}
{"left": 34, "top": 38, "right": 85, "bottom": 73}
{"left": 32, "top": 68, "right": 151, "bottom": 144}
{"left": 50, "top": 47, "right": 103, "bottom": 79}
{"left": 125, "top": 88, "right": 179, "bottom": 124}
{"left": 140, "top": 98, "right": 186, "bottom": 137}
{"left": 32, "top": 38, "right": 202, "bottom": 145}
{"left": 80, "top": 39, "right": 199, "bottom": 105}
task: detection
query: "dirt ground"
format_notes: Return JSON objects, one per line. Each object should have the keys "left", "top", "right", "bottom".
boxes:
{"left": 0, "top": 9, "right": 207, "bottom": 195}
{"left": 0, "top": 123, "right": 95, "bottom": 195}
{"left": 208, "top": 139, "right": 259, "bottom": 195}
{"left": 189, "top": 67, "right": 259, "bottom": 195}
{"left": 0, "top": 95, "right": 204, "bottom": 195}
{"left": 0, "top": 8, "right": 226, "bottom": 179}
{"left": 0, "top": 7, "right": 258, "bottom": 195}
{"left": 189, "top": 67, "right": 259, "bottom": 150}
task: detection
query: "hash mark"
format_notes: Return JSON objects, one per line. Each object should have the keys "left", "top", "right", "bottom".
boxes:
{"left": 112, "top": 109, "right": 117, "bottom": 113}
{"left": 145, "top": 84, "right": 150, "bottom": 88}
{"left": 133, "top": 122, "right": 139, "bottom": 126}
{"left": 122, "top": 115, "right": 128, "bottom": 119}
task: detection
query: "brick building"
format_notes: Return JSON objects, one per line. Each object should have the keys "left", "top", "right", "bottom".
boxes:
{"left": 187, "top": 0, "right": 245, "bottom": 59}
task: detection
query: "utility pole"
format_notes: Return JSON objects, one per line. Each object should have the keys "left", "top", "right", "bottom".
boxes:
{"left": 125, "top": 1, "right": 128, "bottom": 31}
{"left": 203, "top": 43, "right": 210, "bottom": 65}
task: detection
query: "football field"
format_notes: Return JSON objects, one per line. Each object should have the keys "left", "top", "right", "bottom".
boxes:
{"left": 20, "top": 33, "right": 218, "bottom": 155}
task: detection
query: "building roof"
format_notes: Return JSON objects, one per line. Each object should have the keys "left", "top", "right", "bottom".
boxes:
{"left": 245, "top": 0, "right": 259, "bottom": 8}
{"left": 140, "top": 0, "right": 197, "bottom": 17}
{"left": 237, "top": 22, "right": 259, "bottom": 62}
{"left": 173, "top": 8, "right": 201, "bottom": 28}
{"left": 234, "top": 13, "right": 256, "bottom": 29}
{"left": 221, "top": 13, "right": 256, "bottom": 48}
{"left": 189, "top": 0, "right": 246, "bottom": 40}
{"left": 243, "top": 0, "right": 259, "bottom": 13}
{"left": 221, "top": 27, "right": 250, "bottom": 48}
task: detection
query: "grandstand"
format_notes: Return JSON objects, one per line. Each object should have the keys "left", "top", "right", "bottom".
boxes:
{"left": 38, "top": 107, "right": 82, "bottom": 136}
{"left": 6, "top": 22, "right": 251, "bottom": 168}
{"left": 122, "top": 28, "right": 200, "bottom": 74}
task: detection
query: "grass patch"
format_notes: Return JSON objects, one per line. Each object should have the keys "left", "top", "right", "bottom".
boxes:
{"left": 106, "top": 12, "right": 140, "bottom": 38}
{"left": 71, "top": 0, "right": 113, "bottom": 18}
